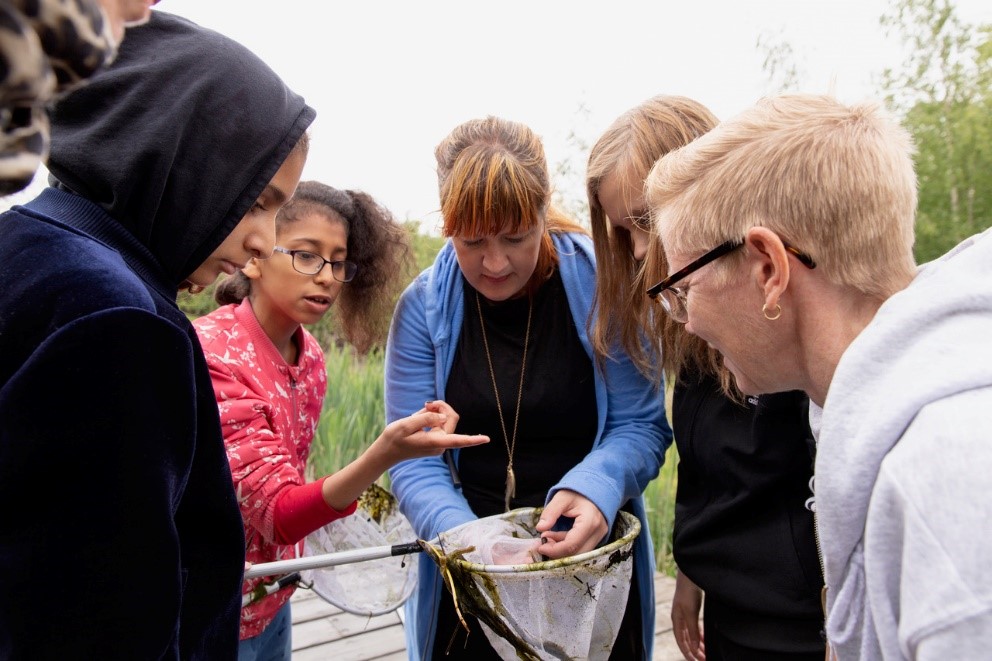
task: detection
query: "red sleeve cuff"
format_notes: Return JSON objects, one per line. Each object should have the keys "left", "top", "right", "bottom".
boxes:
{"left": 272, "top": 477, "right": 358, "bottom": 545}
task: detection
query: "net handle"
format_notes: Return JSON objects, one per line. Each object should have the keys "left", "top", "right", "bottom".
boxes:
{"left": 243, "top": 541, "right": 423, "bottom": 579}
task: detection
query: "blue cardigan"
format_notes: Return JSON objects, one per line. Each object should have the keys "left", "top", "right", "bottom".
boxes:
{"left": 385, "top": 231, "right": 672, "bottom": 659}
{"left": 0, "top": 190, "right": 246, "bottom": 658}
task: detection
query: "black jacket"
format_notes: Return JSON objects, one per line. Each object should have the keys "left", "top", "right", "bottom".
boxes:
{"left": 672, "top": 369, "right": 823, "bottom": 651}
{"left": 0, "top": 12, "right": 314, "bottom": 659}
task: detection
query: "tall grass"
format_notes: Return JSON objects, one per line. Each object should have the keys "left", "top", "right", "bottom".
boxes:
{"left": 644, "top": 444, "right": 679, "bottom": 576}
{"left": 308, "top": 343, "right": 680, "bottom": 575}
{"left": 308, "top": 345, "right": 388, "bottom": 483}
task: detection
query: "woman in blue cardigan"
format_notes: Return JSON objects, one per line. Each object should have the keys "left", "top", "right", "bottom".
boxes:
{"left": 385, "top": 115, "right": 672, "bottom": 660}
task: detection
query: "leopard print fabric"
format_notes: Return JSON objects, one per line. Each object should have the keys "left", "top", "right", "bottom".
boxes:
{"left": 0, "top": 0, "right": 115, "bottom": 195}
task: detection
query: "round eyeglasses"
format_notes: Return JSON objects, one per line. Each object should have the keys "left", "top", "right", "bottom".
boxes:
{"left": 272, "top": 247, "right": 358, "bottom": 282}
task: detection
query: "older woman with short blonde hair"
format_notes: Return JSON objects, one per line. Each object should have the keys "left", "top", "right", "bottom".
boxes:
{"left": 646, "top": 93, "right": 992, "bottom": 658}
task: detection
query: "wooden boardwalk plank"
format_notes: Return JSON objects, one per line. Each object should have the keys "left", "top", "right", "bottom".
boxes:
{"left": 290, "top": 573, "right": 682, "bottom": 660}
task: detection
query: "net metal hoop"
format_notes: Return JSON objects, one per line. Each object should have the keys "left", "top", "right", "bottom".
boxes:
{"left": 302, "top": 484, "right": 418, "bottom": 616}
{"left": 440, "top": 506, "right": 641, "bottom": 574}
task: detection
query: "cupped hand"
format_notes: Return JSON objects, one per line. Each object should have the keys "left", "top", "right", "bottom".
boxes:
{"left": 534, "top": 489, "right": 608, "bottom": 559}
{"left": 671, "top": 569, "right": 705, "bottom": 660}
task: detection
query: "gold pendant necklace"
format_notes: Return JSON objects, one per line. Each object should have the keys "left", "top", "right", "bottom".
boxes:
{"left": 476, "top": 291, "right": 532, "bottom": 513}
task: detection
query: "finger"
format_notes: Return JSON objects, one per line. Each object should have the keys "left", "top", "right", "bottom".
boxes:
{"left": 536, "top": 493, "right": 569, "bottom": 532}
{"left": 424, "top": 401, "right": 462, "bottom": 433}
{"left": 409, "top": 431, "right": 489, "bottom": 456}
{"left": 535, "top": 537, "right": 571, "bottom": 559}
{"left": 534, "top": 530, "right": 567, "bottom": 556}
{"left": 677, "top": 624, "right": 703, "bottom": 661}
{"left": 568, "top": 520, "right": 603, "bottom": 555}
{"left": 537, "top": 526, "right": 590, "bottom": 558}
{"left": 400, "top": 410, "right": 449, "bottom": 432}
{"left": 426, "top": 399, "right": 457, "bottom": 417}
{"left": 430, "top": 432, "right": 488, "bottom": 449}
{"left": 674, "top": 629, "right": 691, "bottom": 661}
{"left": 686, "top": 621, "right": 702, "bottom": 660}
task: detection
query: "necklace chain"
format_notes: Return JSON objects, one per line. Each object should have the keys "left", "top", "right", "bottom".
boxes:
{"left": 475, "top": 291, "right": 532, "bottom": 513}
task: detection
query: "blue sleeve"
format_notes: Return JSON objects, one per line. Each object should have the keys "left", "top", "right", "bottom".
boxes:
{"left": 385, "top": 279, "right": 475, "bottom": 540}
{"left": 552, "top": 352, "right": 672, "bottom": 530}
{"left": 548, "top": 233, "right": 673, "bottom": 531}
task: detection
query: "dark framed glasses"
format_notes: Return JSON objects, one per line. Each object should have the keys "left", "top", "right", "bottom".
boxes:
{"left": 272, "top": 247, "right": 357, "bottom": 282}
{"left": 646, "top": 237, "right": 815, "bottom": 323}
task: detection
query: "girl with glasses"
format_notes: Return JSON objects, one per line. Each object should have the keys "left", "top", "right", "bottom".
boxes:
{"left": 587, "top": 95, "right": 824, "bottom": 661}
{"left": 194, "top": 182, "right": 488, "bottom": 660}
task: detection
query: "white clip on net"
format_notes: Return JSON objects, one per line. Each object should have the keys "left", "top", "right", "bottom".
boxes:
{"left": 423, "top": 507, "right": 641, "bottom": 660}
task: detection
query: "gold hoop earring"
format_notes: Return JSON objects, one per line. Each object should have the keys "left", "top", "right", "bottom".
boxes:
{"left": 762, "top": 303, "right": 782, "bottom": 321}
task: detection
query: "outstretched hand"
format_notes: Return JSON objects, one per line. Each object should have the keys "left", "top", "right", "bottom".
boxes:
{"left": 376, "top": 400, "right": 488, "bottom": 465}
{"left": 320, "top": 401, "right": 486, "bottom": 512}
{"left": 534, "top": 489, "right": 608, "bottom": 559}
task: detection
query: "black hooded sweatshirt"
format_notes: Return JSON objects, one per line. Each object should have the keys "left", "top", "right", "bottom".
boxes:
{"left": 0, "top": 12, "right": 314, "bottom": 660}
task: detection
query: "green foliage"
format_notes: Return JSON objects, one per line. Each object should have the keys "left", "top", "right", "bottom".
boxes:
{"left": 645, "top": 444, "right": 680, "bottom": 576}
{"left": 308, "top": 345, "right": 387, "bottom": 481}
{"left": 906, "top": 94, "right": 992, "bottom": 260}
{"left": 177, "top": 282, "right": 221, "bottom": 320}
{"left": 406, "top": 220, "right": 446, "bottom": 273}
{"left": 757, "top": 29, "right": 803, "bottom": 94}
{"left": 881, "top": 0, "right": 992, "bottom": 262}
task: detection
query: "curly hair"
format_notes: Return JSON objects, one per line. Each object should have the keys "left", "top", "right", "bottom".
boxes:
{"left": 216, "top": 179, "right": 410, "bottom": 352}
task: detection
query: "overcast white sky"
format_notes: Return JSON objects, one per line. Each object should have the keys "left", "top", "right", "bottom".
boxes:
{"left": 6, "top": 1, "right": 991, "bottom": 229}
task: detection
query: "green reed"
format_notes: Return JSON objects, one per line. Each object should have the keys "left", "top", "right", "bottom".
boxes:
{"left": 644, "top": 444, "right": 679, "bottom": 576}
{"left": 308, "top": 345, "right": 388, "bottom": 483}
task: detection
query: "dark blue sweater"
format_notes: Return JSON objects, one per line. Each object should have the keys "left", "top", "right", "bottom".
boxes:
{"left": 0, "top": 10, "right": 314, "bottom": 659}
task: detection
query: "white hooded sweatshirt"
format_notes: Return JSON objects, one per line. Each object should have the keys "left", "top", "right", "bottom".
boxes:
{"left": 813, "top": 227, "right": 992, "bottom": 659}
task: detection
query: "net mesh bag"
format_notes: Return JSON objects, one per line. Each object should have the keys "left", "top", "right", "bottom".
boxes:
{"left": 423, "top": 507, "right": 641, "bottom": 660}
{"left": 302, "top": 483, "right": 417, "bottom": 616}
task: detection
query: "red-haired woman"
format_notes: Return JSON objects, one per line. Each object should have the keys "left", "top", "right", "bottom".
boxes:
{"left": 385, "top": 116, "right": 672, "bottom": 660}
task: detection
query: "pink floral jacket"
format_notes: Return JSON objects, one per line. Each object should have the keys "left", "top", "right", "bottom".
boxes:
{"left": 195, "top": 299, "right": 334, "bottom": 638}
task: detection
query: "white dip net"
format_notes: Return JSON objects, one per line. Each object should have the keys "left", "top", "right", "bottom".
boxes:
{"left": 303, "top": 483, "right": 418, "bottom": 616}
{"left": 423, "top": 507, "right": 641, "bottom": 660}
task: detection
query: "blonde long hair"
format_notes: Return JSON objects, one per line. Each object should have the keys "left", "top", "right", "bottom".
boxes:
{"left": 587, "top": 96, "right": 728, "bottom": 390}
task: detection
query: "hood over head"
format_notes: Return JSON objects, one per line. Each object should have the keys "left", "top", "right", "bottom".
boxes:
{"left": 46, "top": 10, "right": 315, "bottom": 285}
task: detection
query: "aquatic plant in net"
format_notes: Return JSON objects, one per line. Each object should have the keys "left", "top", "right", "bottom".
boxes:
{"left": 423, "top": 507, "right": 640, "bottom": 660}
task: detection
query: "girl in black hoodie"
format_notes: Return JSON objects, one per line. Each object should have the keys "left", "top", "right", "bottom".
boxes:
{"left": 0, "top": 11, "right": 314, "bottom": 660}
